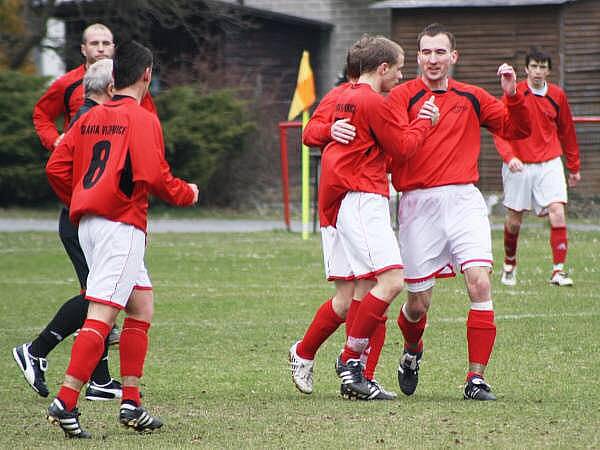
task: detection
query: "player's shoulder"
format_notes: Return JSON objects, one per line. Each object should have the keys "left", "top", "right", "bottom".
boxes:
{"left": 451, "top": 78, "right": 484, "bottom": 95}
{"left": 546, "top": 82, "right": 566, "bottom": 98}
{"left": 393, "top": 78, "right": 421, "bottom": 93}
{"left": 55, "top": 65, "right": 86, "bottom": 87}
{"left": 387, "top": 78, "right": 420, "bottom": 102}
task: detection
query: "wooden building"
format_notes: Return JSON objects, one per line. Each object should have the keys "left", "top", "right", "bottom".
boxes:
{"left": 372, "top": 0, "right": 600, "bottom": 195}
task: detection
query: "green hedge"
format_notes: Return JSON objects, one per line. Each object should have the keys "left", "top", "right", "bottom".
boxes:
{"left": 156, "top": 86, "right": 255, "bottom": 204}
{"left": 0, "top": 71, "right": 255, "bottom": 207}
{"left": 0, "top": 70, "right": 53, "bottom": 205}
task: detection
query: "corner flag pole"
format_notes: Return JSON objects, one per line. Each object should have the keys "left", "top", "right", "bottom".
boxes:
{"left": 287, "top": 51, "right": 316, "bottom": 240}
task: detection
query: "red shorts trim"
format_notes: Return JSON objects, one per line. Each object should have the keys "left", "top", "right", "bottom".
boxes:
{"left": 405, "top": 264, "right": 455, "bottom": 283}
{"left": 133, "top": 285, "right": 153, "bottom": 291}
{"left": 327, "top": 275, "right": 356, "bottom": 281}
{"left": 85, "top": 295, "right": 126, "bottom": 310}
{"left": 355, "top": 264, "right": 404, "bottom": 280}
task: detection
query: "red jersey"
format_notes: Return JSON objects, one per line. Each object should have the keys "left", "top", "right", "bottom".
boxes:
{"left": 46, "top": 96, "right": 194, "bottom": 232}
{"left": 493, "top": 81, "right": 580, "bottom": 173}
{"left": 385, "top": 77, "right": 531, "bottom": 191}
{"left": 33, "top": 64, "right": 158, "bottom": 151}
{"left": 319, "top": 83, "right": 431, "bottom": 227}
{"left": 303, "top": 82, "right": 351, "bottom": 149}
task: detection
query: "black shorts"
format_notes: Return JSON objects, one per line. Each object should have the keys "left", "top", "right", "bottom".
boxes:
{"left": 58, "top": 207, "right": 89, "bottom": 290}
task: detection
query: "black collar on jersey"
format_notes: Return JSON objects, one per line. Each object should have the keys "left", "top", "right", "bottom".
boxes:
{"left": 112, "top": 94, "right": 136, "bottom": 101}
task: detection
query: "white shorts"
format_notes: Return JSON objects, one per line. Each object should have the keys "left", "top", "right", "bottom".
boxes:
{"left": 397, "top": 184, "right": 492, "bottom": 292}
{"left": 78, "top": 215, "right": 152, "bottom": 309}
{"left": 321, "top": 192, "right": 403, "bottom": 280}
{"left": 502, "top": 156, "right": 567, "bottom": 216}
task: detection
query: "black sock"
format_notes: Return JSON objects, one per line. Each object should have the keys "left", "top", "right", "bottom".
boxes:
{"left": 29, "top": 294, "right": 88, "bottom": 358}
{"left": 90, "top": 340, "right": 112, "bottom": 385}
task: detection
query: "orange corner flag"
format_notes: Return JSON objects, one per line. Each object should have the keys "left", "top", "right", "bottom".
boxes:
{"left": 288, "top": 50, "right": 316, "bottom": 120}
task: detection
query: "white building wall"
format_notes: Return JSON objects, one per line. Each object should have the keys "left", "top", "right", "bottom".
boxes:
{"left": 36, "top": 18, "right": 66, "bottom": 81}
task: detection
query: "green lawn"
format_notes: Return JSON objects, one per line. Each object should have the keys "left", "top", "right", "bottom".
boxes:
{"left": 0, "top": 228, "right": 598, "bottom": 448}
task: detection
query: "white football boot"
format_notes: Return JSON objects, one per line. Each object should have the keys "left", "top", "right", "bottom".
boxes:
{"left": 501, "top": 264, "right": 517, "bottom": 286}
{"left": 289, "top": 341, "right": 314, "bottom": 394}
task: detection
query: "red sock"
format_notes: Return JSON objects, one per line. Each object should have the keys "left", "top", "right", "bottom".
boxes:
{"left": 120, "top": 318, "right": 150, "bottom": 406}
{"left": 342, "top": 292, "right": 388, "bottom": 362}
{"left": 550, "top": 226, "right": 568, "bottom": 265}
{"left": 466, "top": 309, "right": 496, "bottom": 366}
{"left": 363, "top": 316, "right": 386, "bottom": 380}
{"left": 122, "top": 386, "right": 141, "bottom": 407}
{"left": 56, "top": 385, "right": 80, "bottom": 412}
{"left": 65, "top": 319, "right": 111, "bottom": 384}
{"left": 296, "top": 298, "right": 344, "bottom": 359}
{"left": 397, "top": 306, "right": 426, "bottom": 353}
{"left": 504, "top": 225, "right": 519, "bottom": 266}
{"left": 345, "top": 299, "right": 361, "bottom": 338}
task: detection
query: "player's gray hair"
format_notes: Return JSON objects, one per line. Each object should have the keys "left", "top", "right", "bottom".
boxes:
{"left": 84, "top": 59, "right": 113, "bottom": 96}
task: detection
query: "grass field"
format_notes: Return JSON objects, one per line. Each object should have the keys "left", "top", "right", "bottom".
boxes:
{"left": 0, "top": 227, "right": 598, "bottom": 449}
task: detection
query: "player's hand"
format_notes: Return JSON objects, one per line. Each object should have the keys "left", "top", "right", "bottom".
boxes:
{"left": 507, "top": 157, "right": 523, "bottom": 172}
{"left": 568, "top": 171, "right": 581, "bottom": 188}
{"left": 188, "top": 183, "right": 199, "bottom": 204}
{"left": 417, "top": 95, "right": 440, "bottom": 125}
{"left": 53, "top": 133, "right": 65, "bottom": 149}
{"left": 497, "top": 63, "right": 517, "bottom": 96}
{"left": 330, "top": 118, "right": 356, "bottom": 144}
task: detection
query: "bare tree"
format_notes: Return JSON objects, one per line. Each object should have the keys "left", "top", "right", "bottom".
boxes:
{"left": 1, "top": 0, "right": 251, "bottom": 71}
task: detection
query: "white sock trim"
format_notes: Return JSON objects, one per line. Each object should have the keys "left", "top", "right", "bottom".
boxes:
{"left": 470, "top": 300, "right": 493, "bottom": 311}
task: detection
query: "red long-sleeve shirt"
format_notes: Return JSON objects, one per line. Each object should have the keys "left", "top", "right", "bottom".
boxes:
{"left": 385, "top": 77, "right": 531, "bottom": 191}
{"left": 319, "top": 83, "right": 431, "bottom": 226}
{"left": 493, "top": 80, "right": 580, "bottom": 173}
{"left": 33, "top": 64, "right": 158, "bottom": 151}
{"left": 303, "top": 82, "right": 351, "bottom": 149}
{"left": 46, "top": 96, "right": 194, "bottom": 232}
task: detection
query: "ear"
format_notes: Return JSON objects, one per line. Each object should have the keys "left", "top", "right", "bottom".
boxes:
{"left": 379, "top": 62, "right": 389, "bottom": 75}
{"left": 80, "top": 43, "right": 86, "bottom": 59}
{"left": 450, "top": 50, "right": 459, "bottom": 64}
{"left": 143, "top": 67, "right": 151, "bottom": 82}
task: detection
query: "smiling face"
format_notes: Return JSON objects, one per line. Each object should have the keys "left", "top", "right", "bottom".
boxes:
{"left": 417, "top": 33, "right": 458, "bottom": 89}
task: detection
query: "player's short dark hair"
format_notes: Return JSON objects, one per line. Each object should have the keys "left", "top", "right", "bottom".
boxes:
{"left": 347, "top": 34, "right": 404, "bottom": 76}
{"left": 418, "top": 23, "right": 456, "bottom": 50}
{"left": 526, "top": 47, "right": 552, "bottom": 69}
{"left": 113, "top": 40, "right": 153, "bottom": 89}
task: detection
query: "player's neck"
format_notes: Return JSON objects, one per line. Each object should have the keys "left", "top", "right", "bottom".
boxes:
{"left": 113, "top": 83, "right": 145, "bottom": 104}
{"left": 357, "top": 73, "right": 381, "bottom": 93}
{"left": 421, "top": 75, "right": 448, "bottom": 92}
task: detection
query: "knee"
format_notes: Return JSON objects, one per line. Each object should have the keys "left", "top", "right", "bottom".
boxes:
{"left": 126, "top": 289, "right": 154, "bottom": 323}
{"left": 405, "top": 300, "right": 428, "bottom": 320}
{"left": 384, "top": 274, "right": 405, "bottom": 299}
{"left": 505, "top": 215, "right": 521, "bottom": 233}
{"left": 466, "top": 276, "right": 491, "bottom": 301}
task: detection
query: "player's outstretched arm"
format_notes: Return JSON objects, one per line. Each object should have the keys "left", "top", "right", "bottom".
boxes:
{"left": 134, "top": 117, "right": 197, "bottom": 207}
{"left": 371, "top": 90, "right": 432, "bottom": 162}
{"left": 482, "top": 66, "right": 531, "bottom": 140}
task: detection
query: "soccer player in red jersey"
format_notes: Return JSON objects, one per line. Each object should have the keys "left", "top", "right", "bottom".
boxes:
{"left": 382, "top": 23, "right": 531, "bottom": 401}
{"left": 290, "top": 35, "right": 439, "bottom": 401}
{"left": 33, "top": 23, "right": 156, "bottom": 152}
{"left": 291, "top": 49, "right": 390, "bottom": 398}
{"left": 13, "top": 59, "right": 125, "bottom": 402}
{"left": 45, "top": 41, "right": 198, "bottom": 438}
{"left": 494, "top": 48, "right": 581, "bottom": 287}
